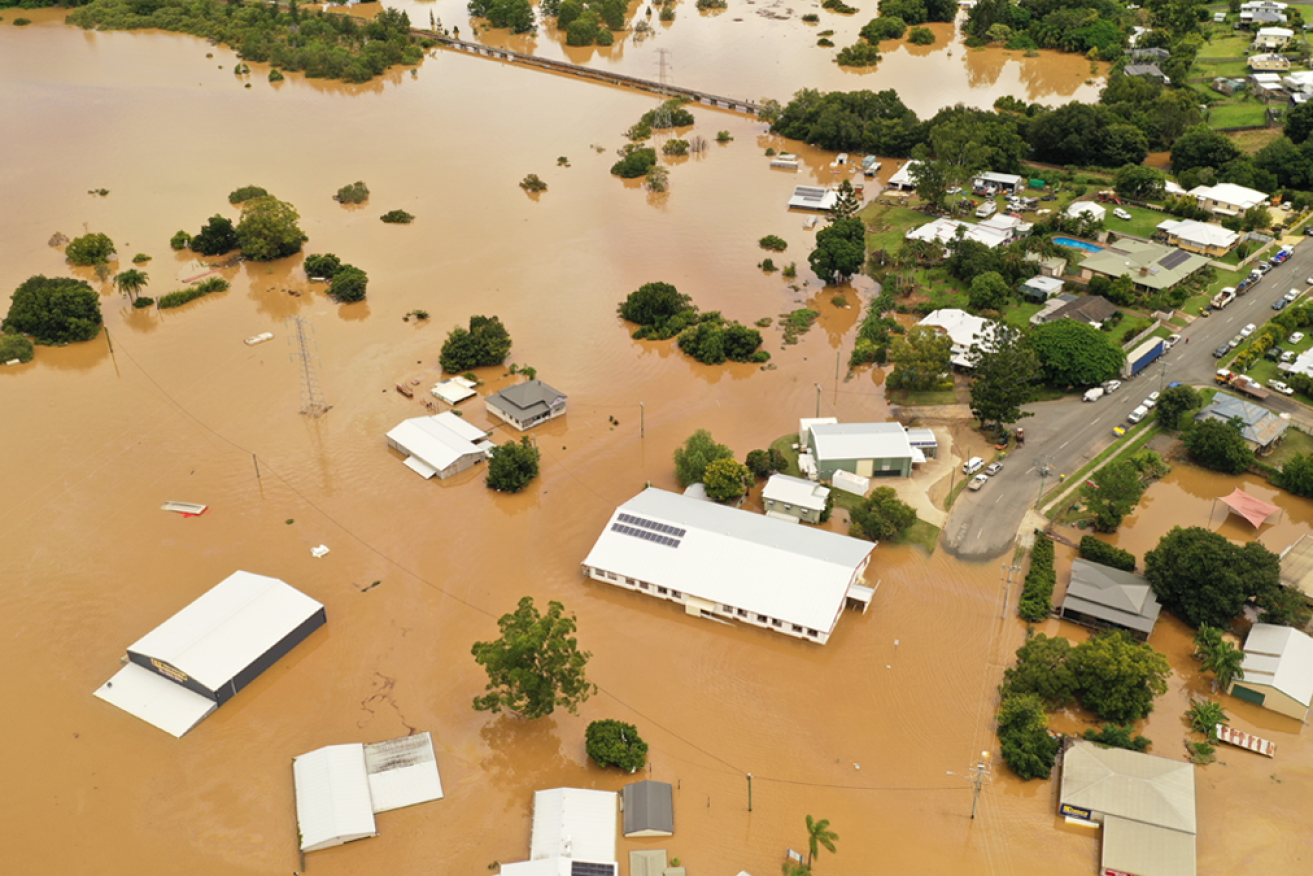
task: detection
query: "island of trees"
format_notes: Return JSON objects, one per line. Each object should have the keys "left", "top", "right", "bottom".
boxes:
{"left": 618, "top": 282, "right": 768, "bottom": 365}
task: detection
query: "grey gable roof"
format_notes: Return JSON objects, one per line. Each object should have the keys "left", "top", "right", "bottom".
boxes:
{"left": 623, "top": 780, "right": 674, "bottom": 835}
{"left": 488, "top": 379, "right": 566, "bottom": 418}
{"left": 1063, "top": 559, "right": 1162, "bottom": 636}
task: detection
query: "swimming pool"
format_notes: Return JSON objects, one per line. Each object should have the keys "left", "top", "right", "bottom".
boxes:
{"left": 1054, "top": 237, "right": 1103, "bottom": 253}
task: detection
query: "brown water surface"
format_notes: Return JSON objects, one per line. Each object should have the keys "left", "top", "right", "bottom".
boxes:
{"left": 0, "top": 16, "right": 1307, "bottom": 876}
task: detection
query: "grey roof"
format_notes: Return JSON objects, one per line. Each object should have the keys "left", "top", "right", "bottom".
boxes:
{"left": 487, "top": 379, "right": 566, "bottom": 420}
{"left": 1102, "top": 816, "right": 1196, "bottom": 876}
{"left": 629, "top": 850, "right": 668, "bottom": 876}
{"left": 1240, "top": 623, "right": 1313, "bottom": 706}
{"left": 1193, "top": 392, "right": 1288, "bottom": 447}
{"left": 1062, "top": 559, "right": 1161, "bottom": 636}
{"left": 810, "top": 422, "right": 913, "bottom": 462}
{"left": 1081, "top": 240, "right": 1210, "bottom": 290}
{"left": 1047, "top": 295, "right": 1119, "bottom": 326}
{"left": 1061, "top": 741, "right": 1196, "bottom": 834}
{"left": 623, "top": 781, "right": 674, "bottom": 836}
{"left": 1130, "top": 47, "right": 1170, "bottom": 60}
{"left": 1125, "top": 63, "right": 1167, "bottom": 79}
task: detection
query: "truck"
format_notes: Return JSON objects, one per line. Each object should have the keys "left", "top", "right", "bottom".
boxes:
{"left": 1216, "top": 369, "right": 1271, "bottom": 400}
{"left": 1211, "top": 287, "right": 1237, "bottom": 310}
{"left": 1122, "top": 337, "right": 1167, "bottom": 378}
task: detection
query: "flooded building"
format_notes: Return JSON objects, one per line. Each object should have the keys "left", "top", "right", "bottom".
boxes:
{"left": 386, "top": 411, "right": 494, "bottom": 479}
{"left": 293, "top": 732, "right": 445, "bottom": 853}
{"left": 93, "top": 571, "right": 326, "bottom": 737}
{"left": 1059, "top": 559, "right": 1162, "bottom": 640}
{"left": 1059, "top": 741, "right": 1197, "bottom": 876}
{"left": 581, "top": 488, "right": 875, "bottom": 644}
{"left": 762, "top": 473, "right": 831, "bottom": 524}
{"left": 808, "top": 422, "right": 920, "bottom": 479}
{"left": 786, "top": 186, "right": 839, "bottom": 211}
{"left": 501, "top": 788, "right": 618, "bottom": 876}
{"left": 1277, "top": 533, "right": 1313, "bottom": 600}
{"left": 622, "top": 780, "right": 674, "bottom": 837}
{"left": 1230, "top": 623, "right": 1313, "bottom": 720}
{"left": 485, "top": 379, "right": 568, "bottom": 431}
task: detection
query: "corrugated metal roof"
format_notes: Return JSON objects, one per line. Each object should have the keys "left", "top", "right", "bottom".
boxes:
{"left": 1102, "top": 815, "right": 1196, "bottom": 876}
{"left": 810, "top": 422, "right": 913, "bottom": 463}
{"left": 1241, "top": 623, "right": 1313, "bottom": 706}
{"left": 623, "top": 781, "right": 674, "bottom": 836}
{"left": 529, "top": 788, "right": 618, "bottom": 864}
{"left": 128, "top": 571, "right": 323, "bottom": 691}
{"left": 1063, "top": 559, "right": 1161, "bottom": 635}
{"left": 762, "top": 474, "right": 829, "bottom": 511}
{"left": 294, "top": 744, "right": 378, "bottom": 853}
{"left": 364, "top": 732, "right": 444, "bottom": 813}
{"left": 93, "top": 662, "right": 217, "bottom": 737}
{"left": 630, "top": 850, "right": 668, "bottom": 876}
{"left": 582, "top": 489, "right": 874, "bottom": 633}
{"left": 388, "top": 413, "right": 489, "bottom": 471}
{"left": 1060, "top": 741, "right": 1196, "bottom": 834}
{"left": 489, "top": 379, "right": 567, "bottom": 419}
{"left": 1194, "top": 394, "right": 1288, "bottom": 447}
{"left": 1278, "top": 534, "right": 1313, "bottom": 597}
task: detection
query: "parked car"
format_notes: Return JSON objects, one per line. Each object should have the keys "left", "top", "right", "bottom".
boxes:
{"left": 985, "top": 462, "right": 1004, "bottom": 476}
{"left": 1128, "top": 405, "right": 1150, "bottom": 424}
{"left": 1286, "top": 289, "right": 1301, "bottom": 302}
{"left": 1230, "top": 334, "right": 1245, "bottom": 348}
{"left": 1143, "top": 391, "right": 1159, "bottom": 408}
{"left": 1283, "top": 350, "right": 1297, "bottom": 363}
{"left": 1269, "top": 380, "right": 1295, "bottom": 396}
{"left": 1084, "top": 387, "right": 1105, "bottom": 402}
{"left": 1103, "top": 379, "right": 1122, "bottom": 393}
{"left": 1291, "top": 332, "right": 1306, "bottom": 344}
{"left": 968, "top": 473, "right": 989, "bottom": 491}
{"left": 1266, "top": 345, "right": 1285, "bottom": 362}
{"left": 1213, "top": 345, "right": 1230, "bottom": 358}
{"left": 1241, "top": 323, "right": 1257, "bottom": 338}
{"left": 1274, "top": 298, "right": 1290, "bottom": 311}
{"left": 1113, "top": 208, "right": 1132, "bottom": 220}
{"left": 963, "top": 456, "right": 984, "bottom": 475}
{"left": 1164, "top": 334, "right": 1180, "bottom": 348}
{"left": 1258, "top": 263, "right": 1273, "bottom": 275}
{"left": 1112, "top": 426, "right": 1127, "bottom": 438}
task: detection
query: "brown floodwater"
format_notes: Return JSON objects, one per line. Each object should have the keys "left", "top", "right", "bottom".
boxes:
{"left": 0, "top": 15, "right": 1308, "bottom": 876}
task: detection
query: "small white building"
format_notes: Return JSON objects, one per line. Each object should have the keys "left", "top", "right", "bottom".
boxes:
{"left": 485, "top": 379, "right": 567, "bottom": 431}
{"left": 501, "top": 788, "right": 619, "bottom": 876}
{"left": 581, "top": 488, "right": 876, "bottom": 644}
{"left": 808, "top": 422, "right": 921, "bottom": 479}
{"left": 762, "top": 473, "right": 831, "bottom": 524}
{"left": 905, "top": 217, "right": 1011, "bottom": 249}
{"left": 918, "top": 308, "right": 996, "bottom": 368}
{"left": 1022, "top": 275, "right": 1065, "bottom": 301}
{"left": 973, "top": 171, "right": 1025, "bottom": 193}
{"left": 386, "top": 411, "right": 493, "bottom": 479}
{"left": 432, "top": 376, "right": 478, "bottom": 405}
{"left": 799, "top": 417, "right": 837, "bottom": 444}
{"left": 1187, "top": 183, "right": 1269, "bottom": 217}
{"left": 1066, "top": 201, "right": 1107, "bottom": 223}
{"left": 886, "top": 159, "right": 922, "bottom": 191}
{"left": 1230, "top": 623, "right": 1313, "bottom": 720}
{"left": 1156, "top": 219, "right": 1240, "bottom": 256}
{"left": 788, "top": 186, "right": 839, "bottom": 211}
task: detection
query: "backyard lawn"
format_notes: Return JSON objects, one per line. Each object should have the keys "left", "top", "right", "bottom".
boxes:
{"left": 1266, "top": 427, "right": 1313, "bottom": 469}
{"left": 862, "top": 201, "right": 931, "bottom": 252}
{"left": 1002, "top": 300, "right": 1045, "bottom": 330}
{"left": 1207, "top": 102, "right": 1269, "bottom": 129}
{"left": 1106, "top": 204, "right": 1172, "bottom": 241}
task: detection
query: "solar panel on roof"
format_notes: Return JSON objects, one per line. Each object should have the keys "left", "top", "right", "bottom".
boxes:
{"left": 1159, "top": 249, "right": 1192, "bottom": 270}
{"left": 610, "top": 523, "right": 681, "bottom": 548}
{"left": 617, "top": 513, "right": 686, "bottom": 539}
{"left": 571, "top": 863, "right": 616, "bottom": 876}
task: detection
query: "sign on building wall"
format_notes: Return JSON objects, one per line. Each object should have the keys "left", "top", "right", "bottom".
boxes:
{"left": 1060, "top": 803, "right": 1093, "bottom": 821}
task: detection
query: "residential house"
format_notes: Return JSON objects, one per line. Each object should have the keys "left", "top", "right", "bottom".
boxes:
{"left": 1250, "top": 52, "right": 1292, "bottom": 72}
{"left": 622, "top": 781, "right": 675, "bottom": 838}
{"left": 905, "top": 217, "right": 1012, "bottom": 250}
{"left": 1128, "top": 47, "right": 1170, "bottom": 62}
{"left": 1065, "top": 201, "right": 1107, "bottom": 223}
{"left": 1156, "top": 218, "right": 1241, "bottom": 256}
{"left": 1193, "top": 392, "right": 1288, "bottom": 452}
{"left": 386, "top": 411, "right": 493, "bottom": 479}
{"left": 972, "top": 171, "right": 1025, "bottom": 194}
{"left": 808, "top": 422, "right": 922, "bottom": 479}
{"left": 1024, "top": 252, "right": 1068, "bottom": 278}
{"left": 1059, "top": 559, "right": 1162, "bottom": 640}
{"left": 1030, "top": 293, "right": 1077, "bottom": 325}
{"left": 1125, "top": 63, "right": 1170, "bottom": 83}
{"left": 886, "top": 160, "right": 921, "bottom": 191}
{"left": 1243, "top": 8, "right": 1289, "bottom": 27}
{"left": 1021, "top": 275, "right": 1065, "bottom": 301}
{"left": 1188, "top": 182, "right": 1269, "bottom": 216}
{"left": 1079, "top": 240, "right": 1210, "bottom": 293}
{"left": 978, "top": 212, "right": 1033, "bottom": 241}
{"left": 787, "top": 186, "right": 839, "bottom": 211}
{"left": 485, "top": 379, "right": 567, "bottom": 431}
{"left": 1253, "top": 26, "right": 1294, "bottom": 49}
{"left": 1037, "top": 294, "right": 1119, "bottom": 328}
{"left": 1229, "top": 623, "right": 1313, "bottom": 720}
{"left": 580, "top": 487, "right": 876, "bottom": 644}
{"left": 762, "top": 473, "right": 831, "bottom": 524}
{"left": 918, "top": 307, "right": 996, "bottom": 368}
{"left": 500, "top": 789, "right": 619, "bottom": 876}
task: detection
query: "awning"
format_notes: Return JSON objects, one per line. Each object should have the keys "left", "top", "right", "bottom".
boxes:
{"left": 1219, "top": 488, "right": 1279, "bottom": 528}
{"left": 910, "top": 446, "right": 927, "bottom": 464}
{"left": 94, "top": 663, "right": 216, "bottom": 738}
{"left": 404, "top": 456, "right": 438, "bottom": 479}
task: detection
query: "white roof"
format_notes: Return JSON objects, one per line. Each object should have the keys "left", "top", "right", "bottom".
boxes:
{"left": 787, "top": 186, "right": 838, "bottom": 210}
{"left": 1061, "top": 741, "right": 1196, "bottom": 834}
{"left": 906, "top": 217, "right": 1011, "bottom": 249}
{"left": 1156, "top": 218, "right": 1240, "bottom": 249}
{"left": 1256, "top": 26, "right": 1294, "bottom": 36}
{"left": 432, "top": 377, "right": 477, "bottom": 405}
{"left": 810, "top": 422, "right": 913, "bottom": 462}
{"left": 93, "top": 662, "right": 217, "bottom": 737}
{"left": 763, "top": 473, "right": 830, "bottom": 511}
{"left": 919, "top": 308, "right": 992, "bottom": 350}
{"left": 1102, "top": 815, "right": 1197, "bottom": 876}
{"left": 1024, "top": 276, "right": 1064, "bottom": 294}
{"left": 799, "top": 416, "right": 837, "bottom": 442}
{"left": 364, "top": 732, "right": 445, "bottom": 812}
{"left": 294, "top": 744, "right": 378, "bottom": 853}
{"left": 978, "top": 213, "right": 1031, "bottom": 234}
{"left": 127, "top": 571, "right": 323, "bottom": 691}
{"left": 387, "top": 412, "right": 488, "bottom": 473}
{"left": 887, "top": 159, "right": 921, "bottom": 188}
{"left": 1189, "top": 182, "right": 1268, "bottom": 209}
{"left": 1066, "top": 201, "right": 1107, "bottom": 220}
{"left": 582, "top": 489, "right": 873, "bottom": 633}
{"left": 529, "top": 788, "right": 618, "bottom": 863}
{"left": 976, "top": 171, "right": 1023, "bottom": 185}
{"left": 1243, "top": 1, "right": 1287, "bottom": 9}
{"left": 1251, "top": 72, "right": 1284, "bottom": 83}
{"left": 1241, "top": 623, "right": 1313, "bottom": 706}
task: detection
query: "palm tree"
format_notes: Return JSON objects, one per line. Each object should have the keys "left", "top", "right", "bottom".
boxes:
{"left": 781, "top": 862, "right": 811, "bottom": 876}
{"left": 1202, "top": 641, "right": 1246, "bottom": 692}
{"left": 115, "top": 268, "right": 148, "bottom": 302}
{"left": 1193, "top": 625, "right": 1224, "bottom": 661}
{"left": 1185, "top": 699, "right": 1228, "bottom": 742}
{"left": 805, "top": 815, "right": 838, "bottom": 867}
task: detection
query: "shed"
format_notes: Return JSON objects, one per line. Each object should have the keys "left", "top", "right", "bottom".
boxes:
{"left": 386, "top": 411, "right": 492, "bottom": 479}
{"left": 1230, "top": 623, "right": 1313, "bottom": 720}
{"left": 630, "top": 850, "right": 669, "bottom": 876}
{"left": 432, "top": 376, "right": 478, "bottom": 405}
{"left": 906, "top": 428, "right": 938, "bottom": 457}
{"left": 1060, "top": 559, "right": 1162, "bottom": 639}
{"left": 762, "top": 473, "right": 831, "bottom": 524}
{"left": 886, "top": 160, "right": 921, "bottom": 191}
{"left": 94, "top": 571, "right": 326, "bottom": 737}
{"left": 1021, "top": 275, "right": 1064, "bottom": 301}
{"left": 501, "top": 788, "right": 619, "bottom": 876}
{"left": 486, "top": 379, "right": 568, "bottom": 431}
{"left": 787, "top": 186, "right": 839, "bottom": 211}
{"left": 1065, "top": 201, "right": 1107, "bottom": 223}
{"left": 798, "top": 416, "right": 837, "bottom": 444}
{"left": 623, "top": 780, "right": 674, "bottom": 837}
{"left": 973, "top": 171, "right": 1024, "bottom": 193}
{"left": 808, "top": 422, "right": 919, "bottom": 478}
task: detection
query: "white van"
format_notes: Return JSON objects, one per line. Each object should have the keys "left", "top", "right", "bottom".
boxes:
{"left": 1084, "top": 387, "right": 1105, "bottom": 402}
{"left": 1128, "top": 405, "right": 1149, "bottom": 424}
{"left": 963, "top": 457, "right": 985, "bottom": 475}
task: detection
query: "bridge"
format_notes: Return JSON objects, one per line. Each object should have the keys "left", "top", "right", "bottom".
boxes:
{"left": 415, "top": 32, "right": 766, "bottom": 116}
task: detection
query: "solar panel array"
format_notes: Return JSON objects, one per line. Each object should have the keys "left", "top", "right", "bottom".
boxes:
{"left": 1159, "top": 249, "right": 1193, "bottom": 270}
{"left": 617, "top": 512, "right": 686, "bottom": 539}
{"left": 611, "top": 523, "right": 681, "bottom": 548}
{"left": 571, "top": 863, "right": 616, "bottom": 876}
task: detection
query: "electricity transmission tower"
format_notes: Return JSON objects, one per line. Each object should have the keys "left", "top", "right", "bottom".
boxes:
{"left": 286, "top": 315, "right": 328, "bottom": 417}
{"left": 653, "top": 49, "right": 673, "bottom": 142}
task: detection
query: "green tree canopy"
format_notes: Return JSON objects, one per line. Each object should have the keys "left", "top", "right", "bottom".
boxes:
{"left": 967, "top": 323, "right": 1040, "bottom": 433}
{"left": 191, "top": 215, "right": 240, "bottom": 256}
{"left": 968, "top": 271, "right": 1011, "bottom": 312}
{"left": 1083, "top": 458, "right": 1145, "bottom": 532}
{"left": 335, "top": 181, "right": 370, "bottom": 204}
{"left": 849, "top": 487, "right": 917, "bottom": 541}
{"left": 584, "top": 719, "right": 648, "bottom": 772}
{"left": 1144, "top": 526, "right": 1281, "bottom": 628}
{"left": 809, "top": 217, "right": 866, "bottom": 284}
{"left": 1171, "top": 124, "right": 1241, "bottom": 175}
{"left": 673, "top": 429, "right": 734, "bottom": 487}
{"left": 114, "top": 268, "right": 149, "bottom": 302}
{"left": 1068, "top": 631, "right": 1171, "bottom": 724}
{"left": 237, "top": 195, "right": 308, "bottom": 261}
{"left": 440, "top": 315, "right": 513, "bottom": 372}
{"left": 860, "top": 15, "right": 907, "bottom": 41}
{"left": 65, "top": 232, "right": 116, "bottom": 266}
{"left": 2, "top": 276, "right": 103, "bottom": 344}
{"left": 1154, "top": 384, "right": 1201, "bottom": 430}
{"left": 486, "top": 436, "right": 540, "bottom": 493}
{"left": 304, "top": 253, "right": 343, "bottom": 279}
{"left": 1285, "top": 101, "right": 1313, "bottom": 145}
{"left": 703, "top": 457, "right": 752, "bottom": 502}
{"left": 997, "top": 693, "right": 1059, "bottom": 780}
{"left": 1029, "top": 319, "right": 1125, "bottom": 387}
{"left": 470, "top": 596, "right": 595, "bottom": 719}
{"left": 1193, "top": 626, "right": 1245, "bottom": 691}
{"left": 228, "top": 185, "right": 269, "bottom": 204}
{"left": 1113, "top": 164, "right": 1166, "bottom": 200}
{"left": 617, "top": 281, "right": 697, "bottom": 336}
{"left": 804, "top": 815, "right": 839, "bottom": 867}
{"left": 328, "top": 265, "right": 368, "bottom": 303}
{"left": 1183, "top": 417, "right": 1254, "bottom": 474}
{"left": 999, "top": 633, "right": 1078, "bottom": 708}
{"left": 1079, "top": 535, "right": 1137, "bottom": 572}
{"left": 888, "top": 324, "right": 952, "bottom": 391}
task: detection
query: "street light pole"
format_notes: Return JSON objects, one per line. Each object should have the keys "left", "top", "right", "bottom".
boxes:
{"left": 815, "top": 383, "right": 823, "bottom": 418}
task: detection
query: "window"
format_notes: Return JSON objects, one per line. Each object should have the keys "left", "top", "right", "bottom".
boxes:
{"left": 792, "top": 624, "right": 803, "bottom": 632}
{"left": 772, "top": 619, "right": 782, "bottom": 627}
{"left": 784, "top": 504, "right": 792, "bottom": 511}
{"left": 722, "top": 605, "right": 734, "bottom": 613}
{"left": 807, "top": 629, "right": 818, "bottom": 637}
{"left": 626, "top": 577, "right": 636, "bottom": 585}
{"left": 640, "top": 582, "right": 650, "bottom": 590}
{"left": 657, "top": 586, "right": 668, "bottom": 595}
{"left": 757, "top": 614, "right": 768, "bottom": 622}
{"left": 737, "top": 608, "right": 747, "bottom": 617}
{"left": 670, "top": 590, "right": 681, "bottom": 598}
{"left": 605, "top": 571, "right": 616, "bottom": 580}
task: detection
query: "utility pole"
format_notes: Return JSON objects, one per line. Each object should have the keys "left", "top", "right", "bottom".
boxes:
{"left": 814, "top": 383, "right": 823, "bottom": 418}
{"left": 640, "top": 401, "right": 645, "bottom": 439}
{"left": 968, "top": 751, "right": 992, "bottom": 819}
{"left": 747, "top": 773, "right": 753, "bottom": 812}
{"left": 999, "top": 563, "right": 1020, "bottom": 619}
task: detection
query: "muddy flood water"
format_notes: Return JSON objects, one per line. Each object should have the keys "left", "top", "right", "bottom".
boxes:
{"left": 0, "top": 14, "right": 1309, "bottom": 876}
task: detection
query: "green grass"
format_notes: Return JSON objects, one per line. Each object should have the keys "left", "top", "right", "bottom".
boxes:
{"left": 1111, "top": 314, "right": 1155, "bottom": 344}
{"left": 769, "top": 434, "right": 803, "bottom": 477}
{"left": 861, "top": 201, "right": 934, "bottom": 252}
{"left": 1002, "top": 300, "right": 1045, "bottom": 330}
{"left": 1106, "top": 204, "right": 1171, "bottom": 241}
{"left": 1208, "top": 102, "right": 1269, "bottom": 129}
{"left": 1266, "top": 427, "right": 1313, "bottom": 468}
{"left": 886, "top": 386, "right": 959, "bottom": 405}
{"left": 891, "top": 518, "right": 941, "bottom": 554}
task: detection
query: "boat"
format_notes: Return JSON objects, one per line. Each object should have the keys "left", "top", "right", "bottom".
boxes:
{"left": 395, "top": 384, "right": 415, "bottom": 398}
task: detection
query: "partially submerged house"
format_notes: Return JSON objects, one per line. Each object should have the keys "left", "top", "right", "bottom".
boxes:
{"left": 762, "top": 473, "right": 831, "bottom": 524}
{"left": 386, "top": 411, "right": 494, "bottom": 479}
{"left": 808, "top": 422, "right": 920, "bottom": 479}
{"left": 581, "top": 488, "right": 876, "bottom": 644}
{"left": 1156, "top": 219, "right": 1240, "bottom": 256}
{"left": 1059, "top": 741, "right": 1197, "bottom": 876}
{"left": 501, "top": 788, "right": 619, "bottom": 876}
{"left": 1193, "top": 392, "right": 1288, "bottom": 453}
{"left": 1277, "top": 533, "right": 1313, "bottom": 601}
{"left": 787, "top": 186, "right": 839, "bottom": 210}
{"left": 885, "top": 159, "right": 921, "bottom": 191}
{"left": 623, "top": 780, "right": 674, "bottom": 838}
{"left": 1230, "top": 623, "right": 1313, "bottom": 720}
{"left": 1059, "top": 559, "right": 1162, "bottom": 640}
{"left": 486, "top": 379, "right": 567, "bottom": 431}
{"left": 294, "top": 732, "right": 445, "bottom": 853}
{"left": 93, "top": 571, "right": 326, "bottom": 737}
{"left": 431, "top": 376, "right": 478, "bottom": 405}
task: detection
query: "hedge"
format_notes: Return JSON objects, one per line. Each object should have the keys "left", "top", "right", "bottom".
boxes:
{"left": 157, "top": 277, "right": 230, "bottom": 309}
{"left": 1018, "top": 532, "right": 1056, "bottom": 622}
{"left": 1078, "top": 536, "right": 1136, "bottom": 572}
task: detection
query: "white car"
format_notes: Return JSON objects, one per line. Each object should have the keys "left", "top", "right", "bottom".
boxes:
{"left": 1164, "top": 334, "right": 1180, "bottom": 348}
{"left": 1241, "top": 323, "right": 1257, "bottom": 338}
{"left": 1103, "top": 379, "right": 1122, "bottom": 393}
{"left": 1269, "top": 380, "right": 1295, "bottom": 396}
{"left": 1291, "top": 332, "right": 1306, "bottom": 345}
{"left": 1143, "top": 392, "right": 1159, "bottom": 409}
{"left": 1113, "top": 208, "right": 1132, "bottom": 220}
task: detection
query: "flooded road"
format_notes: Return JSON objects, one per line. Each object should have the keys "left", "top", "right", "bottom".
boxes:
{"left": 0, "top": 15, "right": 1308, "bottom": 876}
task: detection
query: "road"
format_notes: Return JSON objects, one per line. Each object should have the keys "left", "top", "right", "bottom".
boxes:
{"left": 942, "top": 235, "right": 1313, "bottom": 561}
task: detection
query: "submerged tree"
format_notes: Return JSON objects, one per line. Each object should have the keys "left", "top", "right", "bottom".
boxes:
{"left": 486, "top": 436, "right": 541, "bottom": 493}
{"left": 470, "top": 596, "right": 596, "bottom": 719}
{"left": 114, "top": 268, "right": 149, "bottom": 302}
{"left": 804, "top": 815, "right": 839, "bottom": 867}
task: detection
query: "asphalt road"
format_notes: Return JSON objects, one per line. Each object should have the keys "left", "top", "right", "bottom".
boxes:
{"left": 942, "top": 235, "right": 1313, "bottom": 561}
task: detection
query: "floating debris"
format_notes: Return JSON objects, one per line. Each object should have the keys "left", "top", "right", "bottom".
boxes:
{"left": 161, "top": 502, "right": 208, "bottom": 517}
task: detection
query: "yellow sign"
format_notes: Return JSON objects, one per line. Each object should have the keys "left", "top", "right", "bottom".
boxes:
{"left": 1060, "top": 803, "right": 1092, "bottom": 821}
{"left": 151, "top": 658, "right": 189, "bottom": 684}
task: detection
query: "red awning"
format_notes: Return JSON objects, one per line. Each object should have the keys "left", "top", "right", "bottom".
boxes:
{"left": 1219, "top": 488, "right": 1279, "bottom": 529}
